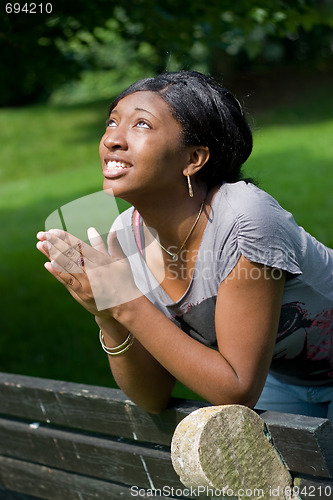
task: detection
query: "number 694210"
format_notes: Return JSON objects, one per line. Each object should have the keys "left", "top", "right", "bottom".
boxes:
{"left": 5, "top": 3, "right": 53, "bottom": 14}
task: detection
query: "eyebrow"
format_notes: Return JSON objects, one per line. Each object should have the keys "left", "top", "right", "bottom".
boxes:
{"left": 110, "top": 107, "right": 159, "bottom": 119}
{"left": 134, "top": 107, "right": 157, "bottom": 118}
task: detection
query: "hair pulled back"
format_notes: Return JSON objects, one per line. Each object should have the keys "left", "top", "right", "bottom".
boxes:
{"left": 110, "top": 71, "right": 253, "bottom": 188}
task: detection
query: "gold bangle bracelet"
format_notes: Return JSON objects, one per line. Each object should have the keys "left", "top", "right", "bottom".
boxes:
{"left": 99, "top": 330, "right": 134, "bottom": 356}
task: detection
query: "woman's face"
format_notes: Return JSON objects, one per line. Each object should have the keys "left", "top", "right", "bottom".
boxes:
{"left": 99, "top": 91, "right": 191, "bottom": 202}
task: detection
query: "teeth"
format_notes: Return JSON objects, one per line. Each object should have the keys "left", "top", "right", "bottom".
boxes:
{"left": 106, "top": 160, "right": 128, "bottom": 169}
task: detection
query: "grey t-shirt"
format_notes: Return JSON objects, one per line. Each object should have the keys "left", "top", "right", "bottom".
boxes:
{"left": 112, "top": 181, "right": 333, "bottom": 386}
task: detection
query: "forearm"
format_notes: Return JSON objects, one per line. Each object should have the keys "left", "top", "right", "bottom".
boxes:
{"left": 95, "top": 315, "right": 176, "bottom": 413}
{"left": 112, "top": 296, "right": 255, "bottom": 408}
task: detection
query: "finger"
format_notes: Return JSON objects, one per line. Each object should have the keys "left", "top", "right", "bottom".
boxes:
{"left": 43, "top": 233, "right": 83, "bottom": 273}
{"left": 36, "top": 231, "right": 49, "bottom": 241}
{"left": 44, "top": 261, "right": 80, "bottom": 288}
{"left": 47, "top": 228, "right": 67, "bottom": 240}
{"left": 107, "top": 231, "right": 126, "bottom": 260}
{"left": 48, "top": 229, "right": 103, "bottom": 262}
{"left": 36, "top": 240, "right": 50, "bottom": 259}
{"left": 46, "top": 230, "right": 88, "bottom": 271}
{"left": 45, "top": 260, "right": 67, "bottom": 274}
{"left": 87, "top": 227, "right": 108, "bottom": 254}
{"left": 50, "top": 252, "right": 83, "bottom": 274}
{"left": 46, "top": 235, "right": 82, "bottom": 264}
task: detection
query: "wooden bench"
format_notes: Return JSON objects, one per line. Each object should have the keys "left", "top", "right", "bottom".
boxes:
{"left": 0, "top": 372, "right": 332, "bottom": 499}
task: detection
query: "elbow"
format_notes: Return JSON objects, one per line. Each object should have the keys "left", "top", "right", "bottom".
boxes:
{"left": 210, "top": 394, "right": 259, "bottom": 411}
{"left": 238, "top": 380, "right": 265, "bottom": 410}
{"left": 209, "top": 380, "right": 262, "bottom": 410}
{"left": 146, "top": 406, "right": 167, "bottom": 415}
{"left": 138, "top": 401, "right": 170, "bottom": 415}
{"left": 233, "top": 385, "right": 261, "bottom": 409}
{"left": 231, "top": 374, "right": 265, "bottom": 409}
{"left": 129, "top": 394, "right": 172, "bottom": 415}
{"left": 238, "top": 395, "right": 260, "bottom": 410}
{"left": 234, "top": 386, "right": 263, "bottom": 410}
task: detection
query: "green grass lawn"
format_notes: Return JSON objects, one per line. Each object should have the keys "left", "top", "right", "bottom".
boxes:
{"left": 0, "top": 76, "right": 332, "bottom": 400}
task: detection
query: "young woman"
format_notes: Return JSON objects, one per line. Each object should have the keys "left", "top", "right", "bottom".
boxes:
{"left": 37, "top": 71, "right": 333, "bottom": 422}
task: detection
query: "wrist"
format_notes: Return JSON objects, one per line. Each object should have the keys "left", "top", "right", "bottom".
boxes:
{"left": 110, "top": 295, "right": 150, "bottom": 331}
{"left": 95, "top": 315, "right": 130, "bottom": 348}
{"left": 99, "top": 329, "right": 134, "bottom": 356}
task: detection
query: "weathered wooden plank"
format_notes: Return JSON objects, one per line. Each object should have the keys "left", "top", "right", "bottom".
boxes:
{"left": 293, "top": 476, "right": 333, "bottom": 500}
{"left": 261, "top": 411, "right": 333, "bottom": 478}
{"left": 0, "top": 456, "right": 143, "bottom": 499}
{"left": 0, "top": 489, "right": 39, "bottom": 500}
{"left": 0, "top": 457, "right": 194, "bottom": 500}
{"left": 0, "top": 372, "right": 205, "bottom": 446}
{"left": 0, "top": 417, "right": 183, "bottom": 490}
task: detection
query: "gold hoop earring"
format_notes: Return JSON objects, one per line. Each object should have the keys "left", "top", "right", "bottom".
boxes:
{"left": 187, "top": 174, "right": 193, "bottom": 198}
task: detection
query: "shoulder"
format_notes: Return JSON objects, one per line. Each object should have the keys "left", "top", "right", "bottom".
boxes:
{"left": 219, "top": 181, "right": 285, "bottom": 217}
{"left": 216, "top": 181, "right": 298, "bottom": 234}
{"left": 211, "top": 182, "right": 303, "bottom": 277}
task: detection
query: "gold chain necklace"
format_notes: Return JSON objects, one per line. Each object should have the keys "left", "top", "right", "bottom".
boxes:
{"left": 157, "top": 201, "right": 205, "bottom": 261}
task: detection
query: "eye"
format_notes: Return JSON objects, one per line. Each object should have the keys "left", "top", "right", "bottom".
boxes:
{"left": 136, "top": 120, "right": 150, "bottom": 129}
{"left": 106, "top": 118, "right": 117, "bottom": 128}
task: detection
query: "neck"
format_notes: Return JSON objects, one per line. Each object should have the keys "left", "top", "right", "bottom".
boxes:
{"left": 132, "top": 184, "right": 215, "bottom": 251}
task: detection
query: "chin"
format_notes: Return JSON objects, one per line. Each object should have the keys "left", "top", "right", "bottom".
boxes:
{"left": 103, "top": 180, "right": 134, "bottom": 202}
{"left": 103, "top": 185, "right": 117, "bottom": 197}
{"left": 102, "top": 178, "right": 123, "bottom": 197}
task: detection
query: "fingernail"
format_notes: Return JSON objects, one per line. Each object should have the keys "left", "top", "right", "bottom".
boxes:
{"left": 49, "top": 229, "right": 61, "bottom": 237}
{"left": 44, "top": 262, "right": 52, "bottom": 271}
{"left": 88, "top": 227, "right": 98, "bottom": 237}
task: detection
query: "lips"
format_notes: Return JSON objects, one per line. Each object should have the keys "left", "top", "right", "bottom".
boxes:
{"left": 103, "top": 159, "right": 131, "bottom": 179}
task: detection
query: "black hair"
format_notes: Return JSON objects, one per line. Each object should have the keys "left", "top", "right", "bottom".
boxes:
{"left": 109, "top": 71, "right": 253, "bottom": 188}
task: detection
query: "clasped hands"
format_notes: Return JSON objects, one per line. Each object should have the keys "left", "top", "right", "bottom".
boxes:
{"left": 36, "top": 227, "right": 140, "bottom": 318}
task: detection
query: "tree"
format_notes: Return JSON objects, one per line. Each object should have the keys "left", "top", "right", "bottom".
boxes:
{"left": 1, "top": 0, "right": 332, "bottom": 106}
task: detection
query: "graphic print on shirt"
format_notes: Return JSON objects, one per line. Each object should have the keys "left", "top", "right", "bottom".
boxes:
{"left": 272, "top": 302, "right": 333, "bottom": 381}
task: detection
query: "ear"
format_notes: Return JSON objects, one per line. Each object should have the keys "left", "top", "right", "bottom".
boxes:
{"left": 183, "top": 146, "right": 210, "bottom": 177}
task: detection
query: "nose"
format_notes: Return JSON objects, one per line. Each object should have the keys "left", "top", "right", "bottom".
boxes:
{"left": 103, "top": 126, "right": 128, "bottom": 150}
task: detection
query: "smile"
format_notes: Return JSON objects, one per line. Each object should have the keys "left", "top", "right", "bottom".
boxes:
{"left": 106, "top": 160, "right": 130, "bottom": 170}
{"left": 103, "top": 160, "right": 131, "bottom": 179}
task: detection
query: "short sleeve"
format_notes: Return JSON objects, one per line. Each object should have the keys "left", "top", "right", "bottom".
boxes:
{"left": 236, "top": 195, "right": 303, "bottom": 275}
{"left": 215, "top": 183, "right": 304, "bottom": 283}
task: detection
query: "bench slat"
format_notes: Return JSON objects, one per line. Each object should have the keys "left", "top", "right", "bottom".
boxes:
{"left": 0, "top": 456, "right": 148, "bottom": 500}
{"left": 0, "top": 417, "right": 183, "bottom": 490}
{"left": 0, "top": 456, "right": 195, "bottom": 500}
{"left": 0, "top": 373, "right": 205, "bottom": 446}
{"left": 261, "top": 411, "right": 333, "bottom": 478}
{"left": 0, "top": 488, "right": 39, "bottom": 500}
{"left": 293, "top": 476, "right": 333, "bottom": 500}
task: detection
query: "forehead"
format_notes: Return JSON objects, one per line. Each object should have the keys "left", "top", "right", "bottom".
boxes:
{"left": 112, "top": 91, "right": 174, "bottom": 119}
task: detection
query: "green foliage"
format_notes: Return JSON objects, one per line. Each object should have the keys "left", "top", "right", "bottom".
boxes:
{"left": 0, "top": 0, "right": 116, "bottom": 105}
{"left": 50, "top": 19, "right": 157, "bottom": 105}
{"left": 1, "top": 0, "right": 332, "bottom": 106}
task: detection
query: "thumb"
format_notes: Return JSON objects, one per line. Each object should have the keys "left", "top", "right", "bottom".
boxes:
{"left": 87, "top": 227, "right": 108, "bottom": 254}
{"left": 107, "top": 231, "right": 126, "bottom": 260}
